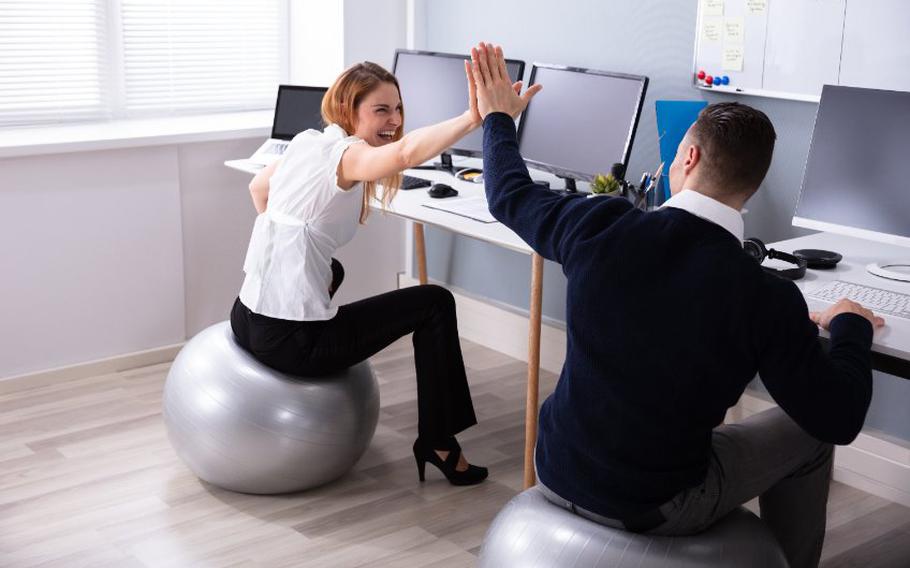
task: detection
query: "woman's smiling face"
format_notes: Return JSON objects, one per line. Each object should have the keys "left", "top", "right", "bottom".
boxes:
{"left": 353, "top": 81, "right": 403, "bottom": 146}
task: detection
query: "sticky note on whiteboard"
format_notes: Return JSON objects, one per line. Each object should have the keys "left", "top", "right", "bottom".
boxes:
{"left": 702, "top": 19, "right": 722, "bottom": 42}
{"left": 747, "top": 0, "right": 767, "bottom": 15}
{"left": 723, "top": 46, "right": 744, "bottom": 71}
{"left": 724, "top": 17, "right": 744, "bottom": 43}
{"left": 703, "top": 0, "right": 724, "bottom": 17}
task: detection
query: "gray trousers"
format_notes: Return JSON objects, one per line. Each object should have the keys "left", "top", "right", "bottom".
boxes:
{"left": 540, "top": 407, "right": 834, "bottom": 568}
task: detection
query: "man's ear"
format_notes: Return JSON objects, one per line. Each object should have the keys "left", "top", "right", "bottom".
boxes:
{"left": 684, "top": 144, "right": 701, "bottom": 174}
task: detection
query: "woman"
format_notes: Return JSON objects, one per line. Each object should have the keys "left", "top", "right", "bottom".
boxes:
{"left": 230, "top": 61, "right": 487, "bottom": 485}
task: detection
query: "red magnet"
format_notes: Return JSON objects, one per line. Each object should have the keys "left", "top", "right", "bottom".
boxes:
{"left": 697, "top": 69, "right": 706, "bottom": 80}
{"left": 705, "top": 75, "right": 714, "bottom": 85}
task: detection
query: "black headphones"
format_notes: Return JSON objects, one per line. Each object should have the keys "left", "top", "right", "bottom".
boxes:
{"left": 743, "top": 238, "right": 807, "bottom": 280}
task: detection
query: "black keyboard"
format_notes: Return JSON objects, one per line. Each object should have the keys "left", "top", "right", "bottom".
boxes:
{"left": 401, "top": 174, "right": 432, "bottom": 190}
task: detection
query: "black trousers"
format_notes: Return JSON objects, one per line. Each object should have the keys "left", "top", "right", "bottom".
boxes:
{"left": 230, "top": 260, "right": 477, "bottom": 443}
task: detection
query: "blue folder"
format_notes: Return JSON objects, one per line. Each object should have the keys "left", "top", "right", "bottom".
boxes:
{"left": 655, "top": 100, "right": 708, "bottom": 201}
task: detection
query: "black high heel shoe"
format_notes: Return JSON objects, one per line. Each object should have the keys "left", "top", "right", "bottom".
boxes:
{"left": 413, "top": 437, "right": 488, "bottom": 486}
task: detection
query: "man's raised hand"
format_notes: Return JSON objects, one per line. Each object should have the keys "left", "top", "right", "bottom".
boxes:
{"left": 469, "top": 42, "right": 542, "bottom": 120}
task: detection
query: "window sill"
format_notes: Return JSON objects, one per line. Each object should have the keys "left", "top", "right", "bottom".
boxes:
{"left": 0, "top": 111, "right": 273, "bottom": 159}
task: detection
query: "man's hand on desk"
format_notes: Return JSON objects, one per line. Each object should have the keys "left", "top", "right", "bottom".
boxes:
{"left": 809, "top": 298, "right": 885, "bottom": 331}
{"left": 468, "top": 42, "right": 542, "bottom": 120}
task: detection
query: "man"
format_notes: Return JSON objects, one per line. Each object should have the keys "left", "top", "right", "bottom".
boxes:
{"left": 468, "top": 42, "right": 883, "bottom": 568}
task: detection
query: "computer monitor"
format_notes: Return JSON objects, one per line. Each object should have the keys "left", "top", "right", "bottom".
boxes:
{"left": 272, "top": 85, "right": 327, "bottom": 140}
{"left": 516, "top": 64, "right": 648, "bottom": 192}
{"left": 793, "top": 85, "right": 910, "bottom": 281}
{"left": 393, "top": 49, "right": 525, "bottom": 171}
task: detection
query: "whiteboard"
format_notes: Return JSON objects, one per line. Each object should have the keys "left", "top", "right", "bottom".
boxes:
{"left": 840, "top": 0, "right": 910, "bottom": 93}
{"left": 693, "top": 0, "right": 910, "bottom": 102}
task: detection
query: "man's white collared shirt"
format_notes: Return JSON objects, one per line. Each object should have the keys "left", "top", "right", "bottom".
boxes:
{"left": 660, "top": 189, "right": 744, "bottom": 244}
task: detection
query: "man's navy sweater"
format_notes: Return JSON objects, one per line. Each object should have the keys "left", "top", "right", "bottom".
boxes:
{"left": 482, "top": 112, "right": 874, "bottom": 520}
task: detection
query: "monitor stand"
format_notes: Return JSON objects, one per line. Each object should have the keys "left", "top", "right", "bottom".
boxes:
{"left": 412, "top": 152, "right": 456, "bottom": 175}
{"left": 867, "top": 261, "right": 910, "bottom": 283}
{"left": 434, "top": 153, "right": 455, "bottom": 174}
{"left": 555, "top": 176, "right": 578, "bottom": 194}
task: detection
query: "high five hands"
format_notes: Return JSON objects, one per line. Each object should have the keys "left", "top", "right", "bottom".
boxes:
{"left": 464, "top": 42, "right": 543, "bottom": 121}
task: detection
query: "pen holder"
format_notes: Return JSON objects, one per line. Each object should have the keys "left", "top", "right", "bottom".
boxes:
{"left": 629, "top": 184, "right": 646, "bottom": 210}
{"left": 645, "top": 185, "right": 659, "bottom": 210}
{"left": 629, "top": 183, "right": 660, "bottom": 211}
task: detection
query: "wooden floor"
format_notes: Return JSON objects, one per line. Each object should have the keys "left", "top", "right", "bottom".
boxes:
{"left": 1, "top": 337, "right": 908, "bottom": 567}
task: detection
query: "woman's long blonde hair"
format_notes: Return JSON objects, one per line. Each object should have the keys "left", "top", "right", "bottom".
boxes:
{"left": 321, "top": 62, "right": 403, "bottom": 223}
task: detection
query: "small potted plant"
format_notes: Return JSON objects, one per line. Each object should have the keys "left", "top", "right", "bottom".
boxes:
{"left": 588, "top": 173, "right": 621, "bottom": 197}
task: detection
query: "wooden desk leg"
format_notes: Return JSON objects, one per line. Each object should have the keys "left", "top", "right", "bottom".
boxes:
{"left": 414, "top": 222, "right": 428, "bottom": 285}
{"left": 524, "top": 253, "right": 544, "bottom": 489}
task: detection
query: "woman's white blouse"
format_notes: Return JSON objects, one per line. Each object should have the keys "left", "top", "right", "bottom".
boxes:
{"left": 239, "top": 124, "right": 364, "bottom": 321}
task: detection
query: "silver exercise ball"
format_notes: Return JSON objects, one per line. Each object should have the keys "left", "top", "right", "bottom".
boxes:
{"left": 478, "top": 487, "right": 788, "bottom": 568}
{"left": 162, "top": 321, "right": 379, "bottom": 494}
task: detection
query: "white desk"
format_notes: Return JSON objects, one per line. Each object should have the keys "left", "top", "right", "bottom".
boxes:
{"left": 391, "top": 169, "right": 532, "bottom": 254}
{"left": 224, "top": 158, "right": 265, "bottom": 175}
{"left": 769, "top": 232, "right": 910, "bottom": 378}
{"left": 224, "top": 159, "right": 546, "bottom": 488}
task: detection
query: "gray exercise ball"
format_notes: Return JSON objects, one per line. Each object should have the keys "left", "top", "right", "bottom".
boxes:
{"left": 478, "top": 486, "right": 788, "bottom": 568}
{"left": 162, "top": 321, "right": 379, "bottom": 494}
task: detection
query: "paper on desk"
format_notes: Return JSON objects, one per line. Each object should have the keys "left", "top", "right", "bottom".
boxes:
{"left": 422, "top": 196, "right": 498, "bottom": 224}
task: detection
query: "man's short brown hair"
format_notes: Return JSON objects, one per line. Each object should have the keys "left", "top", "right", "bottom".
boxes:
{"left": 689, "top": 102, "right": 776, "bottom": 197}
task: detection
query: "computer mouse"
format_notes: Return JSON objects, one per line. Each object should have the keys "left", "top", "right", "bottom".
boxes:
{"left": 428, "top": 183, "right": 459, "bottom": 199}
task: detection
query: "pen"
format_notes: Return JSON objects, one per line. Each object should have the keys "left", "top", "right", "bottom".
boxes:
{"left": 639, "top": 172, "right": 650, "bottom": 189}
{"left": 639, "top": 172, "right": 650, "bottom": 200}
{"left": 652, "top": 162, "right": 665, "bottom": 182}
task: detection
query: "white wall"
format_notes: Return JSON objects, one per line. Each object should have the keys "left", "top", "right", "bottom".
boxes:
{"left": 179, "top": 138, "right": 262, "bottom": 337}
{"left": 290, "top": 0, "right": 344, "bottom": 86}
{"left": 343, "top": 0, "right": 408, "bottom": 70}
{"left": 289, "top": 0, "right": 406, "bottom": 82}
{"left": 0, "top": 147, "right": 188, "bottom": 377}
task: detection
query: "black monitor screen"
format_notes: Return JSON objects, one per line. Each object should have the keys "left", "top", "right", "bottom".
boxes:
{"left": 517, "top": 65, "right": 648, "bottom": 181}
{"left": 272, "top": 86, "right": 327, "bottom": 140}
{"left": 795, "top": 85, "right": 910, "bottom": 241}
{"left": 393, "top": 50, "right": 525, "bottom": 157}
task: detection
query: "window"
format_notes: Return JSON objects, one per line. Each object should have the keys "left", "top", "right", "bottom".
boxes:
{"left": 0, "top": 0, "right": 286, "bottom": 127}
{"left": 0, "top": 0, "right": 107, "bottom": 126}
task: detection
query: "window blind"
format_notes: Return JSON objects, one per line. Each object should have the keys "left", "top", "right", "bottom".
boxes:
{"left": 120, "top": 0, "right": 283, "bottom": 115}
{"left": 0, "top": 0, "right": 108, "bottom": 126}
{"left": 0, "top": 0, "right": 284, "bottom": 127}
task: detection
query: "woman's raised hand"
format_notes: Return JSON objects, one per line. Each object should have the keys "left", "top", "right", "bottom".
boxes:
{"left": 464, "top": 59, "right": 482, "bottom": 127}
{"left": 468, "top": 42, "right": 542, "bottom": 120}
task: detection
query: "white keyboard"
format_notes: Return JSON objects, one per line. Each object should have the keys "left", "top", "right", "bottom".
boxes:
{"left": 805, "top": 280, "right": 910, "bottom": 320}
{"left": 266, "top": 141, "right": 289, "bottom": 154}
